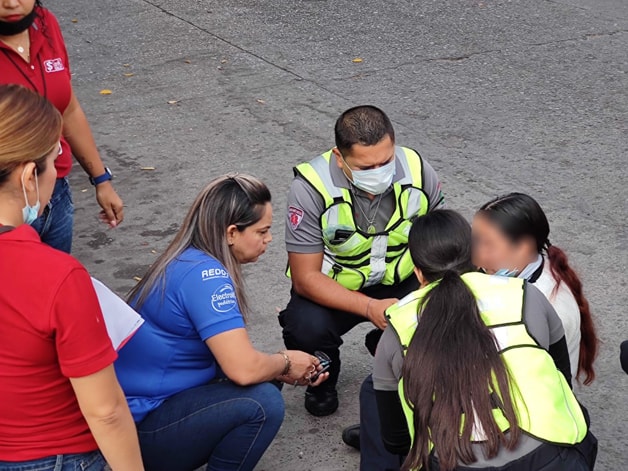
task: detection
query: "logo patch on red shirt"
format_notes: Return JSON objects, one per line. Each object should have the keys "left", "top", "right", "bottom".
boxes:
{"left": 43, "top": 58, "right": 65, "bottom": 73}
{"left": 289, "top": 206, "right": 304, "bottom": 230}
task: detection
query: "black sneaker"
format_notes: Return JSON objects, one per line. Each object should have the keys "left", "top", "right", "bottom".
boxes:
{"left": 342, "top": 423, "right": 360, "bottom": 450}
{"left": 304, "top": 387, "right": 339, "bottom": 417}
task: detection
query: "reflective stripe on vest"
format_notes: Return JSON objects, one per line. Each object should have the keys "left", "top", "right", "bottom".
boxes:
{"left": 291, "top": 146, "right": 429, "bottom": 289}
{"left": 387, "top": 272, "right": 588, "bottom": 451}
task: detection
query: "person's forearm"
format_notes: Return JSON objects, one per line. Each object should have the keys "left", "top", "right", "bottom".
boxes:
{"left": 229, "top": 350, "right": 286, "bottom": 386}
{"left": 293, "top": 271, "right": 370, "bottom": 317}
{"left": 63, "top": 100, "right": 106, "bottom": 178}
{"left": 84, "top": 398, "right": 144, "bottom": 470}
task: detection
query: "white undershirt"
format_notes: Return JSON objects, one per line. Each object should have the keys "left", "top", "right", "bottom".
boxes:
{"left": 531, "top": 263, "right": 581, "bottom": 380}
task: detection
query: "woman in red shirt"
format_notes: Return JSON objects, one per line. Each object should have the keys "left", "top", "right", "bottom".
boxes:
{"left": 0, "top": 84, "right": 143, "bottom": 470}
{"left": 0, "top": 0, "right": 124, "bottom": 253}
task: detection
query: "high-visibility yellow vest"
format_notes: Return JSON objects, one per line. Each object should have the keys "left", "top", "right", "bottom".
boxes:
{"left": 289, "top": 146, "right": 429, "bottom": 290}
{"left": 387, "top": 272, "right": 587, "bottom": 461}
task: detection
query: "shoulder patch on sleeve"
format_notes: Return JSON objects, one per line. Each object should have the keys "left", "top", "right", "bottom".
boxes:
{"left": 211, "top": 283, "right": 237, "bottom": 313}
{"left": 288, "top": 206, "right": 304, "bottom": 230}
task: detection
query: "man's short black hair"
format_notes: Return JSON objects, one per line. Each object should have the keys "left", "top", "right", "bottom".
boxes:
{"left": 334, "top": 105, "right": 395, "bottom": 154}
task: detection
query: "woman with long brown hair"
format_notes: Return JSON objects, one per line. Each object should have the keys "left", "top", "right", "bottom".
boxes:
{"left": 114, "top": 174, "right": 328, "bottom": 471}
{"left": 0, "top": 84, "right": 143, "bottom": 470}
{"left": 373, "top": 210, "right": 596, "bottom": 471}
{"left": 473, "top": 192, "right": 598, "bottom": 384}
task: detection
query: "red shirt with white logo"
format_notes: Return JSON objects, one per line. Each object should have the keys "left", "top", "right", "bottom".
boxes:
{"left": 0, "top": 7, "right": 73, "bottom": 177}
{"left": 0, "top": 224, "right": 117, "bottom": 461}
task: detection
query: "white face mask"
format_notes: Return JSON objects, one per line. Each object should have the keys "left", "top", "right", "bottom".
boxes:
{"left": 342, "top": 156, "right": 396, "bottom": 195}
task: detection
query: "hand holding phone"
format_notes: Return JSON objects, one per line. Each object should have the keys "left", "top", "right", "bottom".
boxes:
{"left": 310, "top": 351, "right": 332, "bottom": 383}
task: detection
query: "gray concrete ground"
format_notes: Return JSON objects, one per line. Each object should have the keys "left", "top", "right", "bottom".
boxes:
{"left": 51, "top": 0, "right": 626, "bottom": 469}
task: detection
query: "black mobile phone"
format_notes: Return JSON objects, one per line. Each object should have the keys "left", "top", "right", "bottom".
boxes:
{"left": 310, "top": 364, "right": 330, "bottom": 382}
{"left": 334, "top": 229, "right": 354, "bottom": 241}
{"left": 311, "top": 350, "right": 332, "bottom": 382}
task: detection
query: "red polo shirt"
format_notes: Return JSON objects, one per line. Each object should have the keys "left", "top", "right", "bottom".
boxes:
{"left": 0, "top": 224, "right": 117, "bottom": 461}
{"left": 0, "top": 7, "right": 73, "bottom": 177}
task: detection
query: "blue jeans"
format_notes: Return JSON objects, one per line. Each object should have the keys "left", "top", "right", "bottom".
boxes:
{"left": 136, "top": 381, "right": 285, "bottom": 471}
{"left": 0, "top": 451, "right": 106, "bottom": 471}
{"left": 31, "top": 177, "right": 74, "bottom": 254}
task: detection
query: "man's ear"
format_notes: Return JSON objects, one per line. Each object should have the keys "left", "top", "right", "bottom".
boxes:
{"left": 332, "top": 147, "right": 344, "bottom": 169}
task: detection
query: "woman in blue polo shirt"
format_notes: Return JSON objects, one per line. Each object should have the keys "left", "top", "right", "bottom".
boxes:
{"left": 115, "top": 174, "right": 328, "bottom": 471}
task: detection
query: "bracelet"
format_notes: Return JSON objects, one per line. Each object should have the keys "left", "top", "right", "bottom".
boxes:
{"left": 365, "top": 298, "right": 375, "bottom": 318}
{"left": 277, "top": 351, "right": 291, "bottom": 376}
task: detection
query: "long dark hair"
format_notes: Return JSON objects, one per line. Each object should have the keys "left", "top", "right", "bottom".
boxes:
{"left": 128, "top": 174, "right": 271, "bottom": 318}
{"left": 401, "top": 210, "right": 520, "bottom": 471}
{"left": 478, "top": 192, "right": 598, "bottom": 384}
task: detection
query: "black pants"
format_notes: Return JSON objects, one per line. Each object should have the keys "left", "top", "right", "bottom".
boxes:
{"left": 278, "top": 276, "right": 419, "bottom": 389}
{"left": 428, "top": 438, "right": 596, "bottom": 471}
{"left": 360, "top": 375, "right": 406, "bottom": 470}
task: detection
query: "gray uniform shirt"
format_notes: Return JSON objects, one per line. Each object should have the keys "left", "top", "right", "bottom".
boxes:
{"left": 285, "top": 147, "right": 444, "bottom": 254}
{"left": 373, "top": 283, "right": 566, "bottom": 467}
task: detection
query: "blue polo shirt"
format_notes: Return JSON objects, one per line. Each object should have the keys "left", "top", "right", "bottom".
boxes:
{"left": 114, "top": 248, "right": 245, "bottom": 422}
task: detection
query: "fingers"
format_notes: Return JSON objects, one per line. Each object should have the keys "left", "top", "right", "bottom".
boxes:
{"left": 96, "top": 185, "right": 124, "bottom": 227}
{"left": 102, "top": 206, "right": 117, "bottom": 227}
{"left": 112, "top": 202, "right": 125, "bottom": 224}
{"left": 308, "top": 372, "right": 330, "bottom": 387}
{"left": 98, "top": 202, "right": 124, "bottom": 228}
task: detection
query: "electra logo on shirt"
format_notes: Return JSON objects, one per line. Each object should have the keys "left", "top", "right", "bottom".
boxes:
{"left": 43, "top": 58, "right": 65, "bottom": 73}
{"left": 201, "top": 268, "right": 229, "bottom": 281}
{"left": 211, "top": 284, "right": 237, "bottom": 312}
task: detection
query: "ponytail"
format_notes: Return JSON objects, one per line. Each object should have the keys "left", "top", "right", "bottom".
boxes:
{"left": 546, "top": 245, "right": 598, "bottom": 385}
{"left": 401, "top": 271, "right": 520, "bottom": 471}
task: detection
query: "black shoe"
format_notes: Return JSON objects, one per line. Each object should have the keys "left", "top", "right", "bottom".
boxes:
{"left": 304, "top": 387, "right": 339, "bottom": 417}
{"left": 342, "top": 423, "right": 360, "bottom": 450}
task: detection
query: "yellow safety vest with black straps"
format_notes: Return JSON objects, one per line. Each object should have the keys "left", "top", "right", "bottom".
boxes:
{"left": 387, "top": 272, "right": 587, "bottom": 460}
{"left": 289, "top": 146, "right": 430, "bottom": 290}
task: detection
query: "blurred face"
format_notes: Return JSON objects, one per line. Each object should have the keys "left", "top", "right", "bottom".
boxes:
{"left": 0, "top": 0, "right": 36, "bottom": 23}
{"left": 228, "top": 202, "right": 273, "bottom": 264}
{"left": 471, "top": 213, "right": 532, "bottom": 275}
{"left": 333, "top": 134, "right": 395, "bottom": 179}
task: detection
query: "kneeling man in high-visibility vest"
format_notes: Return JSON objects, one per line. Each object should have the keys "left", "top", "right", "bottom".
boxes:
{"left": 278, "top": 105, "right": 444, "bottom": 463}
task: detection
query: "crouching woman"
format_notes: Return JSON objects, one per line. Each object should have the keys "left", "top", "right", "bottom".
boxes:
{"left": 374, "top": 209, "right": 596, "bottom": 471}
{"left": 115, "top": 174, "right": 327, "bottom": 471}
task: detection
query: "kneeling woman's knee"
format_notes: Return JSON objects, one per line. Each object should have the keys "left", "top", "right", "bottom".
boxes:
{"left": 247, "top": 382, "right": 285, "bottom": 429}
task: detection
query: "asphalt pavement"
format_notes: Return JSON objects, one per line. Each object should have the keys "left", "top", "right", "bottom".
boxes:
{"left": 51, "top": 0, "right": 627, "bottom": 469}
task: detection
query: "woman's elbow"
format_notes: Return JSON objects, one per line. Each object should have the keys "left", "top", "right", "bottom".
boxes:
{"left": 83, "top": 400, "right": 130, "bottom": 427}
{"left": 225, "top": 368, "right": 258, "bottom": 386}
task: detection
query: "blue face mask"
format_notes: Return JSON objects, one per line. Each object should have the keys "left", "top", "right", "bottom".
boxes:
{"left": 342, "top": 156, "right": 396, "bottom": 195}
{"left": 21, "top": 167, "right": 41, "bottom": 225}
{"left": 494, "top": 268, "right": 519, "bottom": 277}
